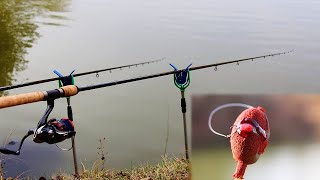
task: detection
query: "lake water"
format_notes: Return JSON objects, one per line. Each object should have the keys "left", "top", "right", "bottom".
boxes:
{"left": 193, "top": 144, "right": 320, "bottom": 180}
{"left": 0, "top": 0, "right": 319, "bottom": 178}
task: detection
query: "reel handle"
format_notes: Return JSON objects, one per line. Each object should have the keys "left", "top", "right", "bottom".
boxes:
{"left": 0, "top": 85, "right": 78, "bottom": 109}
{"left": 0, "top": 148, "right": 19, "bottom": 155}
{"left": 0, "top": 129, "right": 34, "bottom": 156}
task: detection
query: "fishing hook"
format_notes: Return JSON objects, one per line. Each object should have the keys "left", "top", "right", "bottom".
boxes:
{"left": 208, "top": 103, "right": 253, "bottom": 138}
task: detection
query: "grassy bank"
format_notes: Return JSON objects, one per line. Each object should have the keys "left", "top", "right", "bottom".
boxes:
{"left": 52, "top": 156, "right": 190, "bottom": 180}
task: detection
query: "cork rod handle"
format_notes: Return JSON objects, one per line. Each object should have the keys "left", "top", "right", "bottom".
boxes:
{"left": 0, "top": 91, "right": 45, "bottom": 109}
{"left": 0, "top": 85, "right": 79, "bottom": 109}
{"left": 61, "top": 85, "right": 78, "bottom": 97}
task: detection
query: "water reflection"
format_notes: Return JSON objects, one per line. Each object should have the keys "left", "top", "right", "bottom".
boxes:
{"left": 0, "top": 0, "right": 70, "bottom": 96}
{"left": 0, "top": 140, "right": 63, "bottom": 179}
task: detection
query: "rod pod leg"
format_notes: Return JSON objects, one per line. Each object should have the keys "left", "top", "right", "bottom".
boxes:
{"left": 170, "top": 64, "right": 191, "bottom": 161}
{"left": 67, "top": 98, "right": 79, "bottom": 177}
{"left": 71, "top": 136, "right": 79, "bottom": 176}
{"left": 180, "top": 91, "right": 189, "bottom": 160}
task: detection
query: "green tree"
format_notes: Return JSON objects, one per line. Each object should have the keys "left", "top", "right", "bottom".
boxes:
{"left": 0, "top": 0, "right": 70, "bottom": 96}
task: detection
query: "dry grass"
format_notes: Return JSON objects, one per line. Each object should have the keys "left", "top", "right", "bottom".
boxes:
{"left": 53, "top": 155, "right": 190, "bottom": 180}
{"left": 0, "top": 138, "right": 190, "bottom": 180}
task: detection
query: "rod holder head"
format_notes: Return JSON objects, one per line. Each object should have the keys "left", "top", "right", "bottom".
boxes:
{"left": 53, "top": 69, "right": 75, "bottom": 87}
{"left": 170, "top": 63, "right": 192, "bottom": 91}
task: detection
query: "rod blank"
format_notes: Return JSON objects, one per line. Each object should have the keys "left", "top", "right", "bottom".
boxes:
{"left": 78, "top": 51, "right": 292, "bottom": 92}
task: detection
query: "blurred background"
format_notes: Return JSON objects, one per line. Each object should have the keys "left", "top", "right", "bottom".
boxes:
{"left": 0, "top": 0, "right": 319, "bottom": 178}
{"left": 192, "top": 95, "right": 320, "bottom": 180}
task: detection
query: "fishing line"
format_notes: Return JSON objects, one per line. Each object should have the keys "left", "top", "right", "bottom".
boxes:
{"left": 55, "top": 143, "right": 73, "bottom": 151}
{"left": 208, "top": 103, "right": 253, "bottom": 138}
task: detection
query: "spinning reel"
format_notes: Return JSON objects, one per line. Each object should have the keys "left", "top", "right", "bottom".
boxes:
{"left": 0, "top": 98, "right": 75, "bottom": 156}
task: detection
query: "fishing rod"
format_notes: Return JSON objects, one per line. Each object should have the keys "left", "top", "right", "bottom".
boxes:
{"left": 78, "top": 50, "right": 292, "bottom": 91}
{"left": 0, "top": 50, "right": 291, "bottom": 168}
{"left": 0, "top": 50, "right": 292, "bottom": 109}
{"left": 0, "top": 58, "right": 164, "bottom": 92}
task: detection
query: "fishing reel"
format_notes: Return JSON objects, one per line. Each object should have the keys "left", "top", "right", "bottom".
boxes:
{"left": 34, "top": 99, "right": 76, "bottom": 144}
{"left": 0, "top": 99, "right": 76, "bottom": 155}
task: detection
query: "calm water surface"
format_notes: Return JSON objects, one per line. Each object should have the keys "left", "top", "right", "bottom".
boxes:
{"left": 0, "top": 0, "right": 319, "bottom": 178}
{"left": 193, "top": 144, "right": 320, "bottom": 180}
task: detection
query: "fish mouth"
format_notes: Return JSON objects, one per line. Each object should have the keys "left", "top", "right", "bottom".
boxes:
{"left": 236, "top": 118, "right": 267, "bottom": 140}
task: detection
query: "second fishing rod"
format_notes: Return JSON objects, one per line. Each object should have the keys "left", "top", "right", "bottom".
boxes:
{"left": 0, "top": 58, "right": 164, "bottom": 92}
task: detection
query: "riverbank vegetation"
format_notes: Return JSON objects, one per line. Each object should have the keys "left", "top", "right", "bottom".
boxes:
{"left": 53, "top": 155, "right": 190, "bottom": 180}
